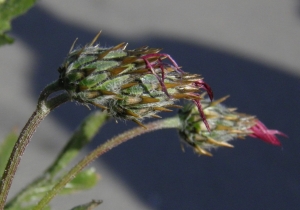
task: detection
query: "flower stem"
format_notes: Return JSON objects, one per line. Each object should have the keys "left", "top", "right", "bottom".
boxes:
{"left": 5, "top": 111, "right": 108, "bottom": 209}
{"left": 0, "top": 81, "right": 70, "bottom": 210}
{"left": 34, "top": 116, "right": 181, "bottom": 210}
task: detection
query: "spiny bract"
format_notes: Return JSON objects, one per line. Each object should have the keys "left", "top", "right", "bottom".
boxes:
{"left": 178, "top": 96, "right": 286, "bottom": 156}
{"left": 58, "top": 32, "right": 213, "bottom": 127}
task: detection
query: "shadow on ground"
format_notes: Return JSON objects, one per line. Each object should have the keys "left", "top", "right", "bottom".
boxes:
{"left": 11, "top": 5, "right": 300, "bottom": 210}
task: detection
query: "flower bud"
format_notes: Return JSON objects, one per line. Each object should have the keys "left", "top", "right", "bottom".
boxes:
{"left": 178, "top": 96, "right": 286, "bottom": 156}
{"left": 58, "top": 32, "right": 213, "bottom": 127}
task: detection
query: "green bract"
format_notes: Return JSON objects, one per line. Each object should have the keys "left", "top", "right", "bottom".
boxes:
{"left": 58, "top": 32, "right": 213, "bottom": 126}
{"left": 178, "top": 96, "right": 255, "bottom": 156}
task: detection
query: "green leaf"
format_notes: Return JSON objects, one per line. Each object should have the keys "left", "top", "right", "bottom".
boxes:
{"left": 0, "top": 0, "right": 37, "bottom": 46}
{"left": 5, "top": 168, "right": 99, "bottom": 209}
{"left": 0, "top": 33, "right": 13, "bottom": 45}
{"left": 5, "top": 203, "right": 51, "bottom": 210}
{"left": 61, "top": 168, "right": 99, "bottom": 194}
{"left": 5, "top": 111, "right": 108, "bottom": 209}
{"left": 70, "top": 200, "right": 102, "bottom": 210}
{"left": 0, "top": 130, "right": 18, "bottom": 177}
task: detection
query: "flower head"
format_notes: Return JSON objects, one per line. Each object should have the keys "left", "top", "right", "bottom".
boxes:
{"left": 178, "top": 96, "right": 286, "bottom": 156}
{"left": 58, "top": 32, "right": 213, "bottom": 127}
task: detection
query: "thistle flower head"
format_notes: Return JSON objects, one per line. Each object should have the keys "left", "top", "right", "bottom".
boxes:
{"left": 178, "top": 96, "right": 287, "bottom": 156}
{"left": 58, "top": 32, "right": 213, "bottom": 127}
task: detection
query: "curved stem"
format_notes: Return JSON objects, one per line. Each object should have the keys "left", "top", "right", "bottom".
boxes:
{"left": 0, "top": 81, "right": 70, "bottom": 210}
{"left": 38, "top": 80, "right": 63, "bottom": 104}
{"left": 5, "top": 111, "right": 108, "bottom": 209}
{"left": 34, "top": 116, "right": 181, "bottom": 210}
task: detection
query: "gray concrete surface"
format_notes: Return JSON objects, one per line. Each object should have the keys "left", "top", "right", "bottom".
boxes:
{"left": 0, "top": 0, "right": 299, "bottom": 209}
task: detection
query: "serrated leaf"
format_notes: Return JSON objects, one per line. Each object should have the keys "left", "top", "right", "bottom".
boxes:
{"left": 61, "top": 168, "right": 99, "bottom": 195}
{"left": 70, "top": 200, "right": 102, "bottom": 210}
{"left": 0, "top": 0, "right": 37, "bottom": 46}
{"left": 0, "top": 130, "right": 18, "bottom": 177}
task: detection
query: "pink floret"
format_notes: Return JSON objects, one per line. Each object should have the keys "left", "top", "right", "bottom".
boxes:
{"left": 193, "top": 99, "right": 211, "bottom": 132}
{"left": 141, "top": 53, "right": 214, "bottom": 132}
{"left": 194, "top": 80, "right": 213, "bottom": 101}
{"left": 249, "top": 120, "right": 287, "bottom": 146}
{"left": 141, "top": 53, "right": 184, "bottom": 97}
{"left": 192, "top": 80, "right": 214, "bottom": 132}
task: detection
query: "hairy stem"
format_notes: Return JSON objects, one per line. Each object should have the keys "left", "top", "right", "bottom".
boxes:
{"left": 0, "top": 81, "right": 70, "bottom": 210}
{"left": 5, "top": 111, "right": 109, "bottom": 209}
{"left": 34, "top": 116, "right": 181, "bottom": 210}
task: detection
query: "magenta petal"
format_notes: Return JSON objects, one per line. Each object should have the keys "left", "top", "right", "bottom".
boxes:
{"left": 194, "top": 80, "right": 214, "bottom": 101}
{"left": 141, "top": 53, "right": 185, "bottom": 97}
{"left": 141, "top": 53, "right": 184, "bottom": 74}
{"left": 193, "top": 99, "right": 211, "bottom": 132}
{"left": 249, "top": 120, "right": 287, "bottom": 146}
{"left": 141, "top": 54, "right": 170, "bottom": 97}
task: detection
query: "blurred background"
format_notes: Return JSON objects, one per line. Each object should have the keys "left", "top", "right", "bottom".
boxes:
{"left": 0, "top": 0, "right": 299, "bottom": 209}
